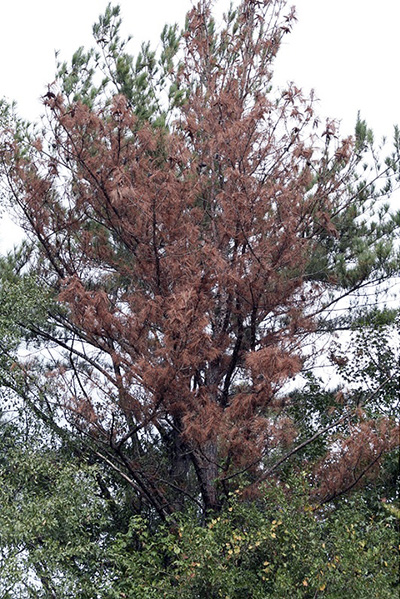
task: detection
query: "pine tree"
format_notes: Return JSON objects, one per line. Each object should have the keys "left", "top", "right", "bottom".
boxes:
{"left": 0, "top": 0, "right": 399, "bottom": 517}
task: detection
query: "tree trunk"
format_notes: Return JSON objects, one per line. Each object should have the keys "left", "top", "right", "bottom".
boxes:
{"left": 199, "top": 440, "right": 220, "bottom": 512}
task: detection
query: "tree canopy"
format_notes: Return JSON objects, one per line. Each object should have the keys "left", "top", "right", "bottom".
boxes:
{"left": 0, "top": 0, "right": 398, "bottom": 594}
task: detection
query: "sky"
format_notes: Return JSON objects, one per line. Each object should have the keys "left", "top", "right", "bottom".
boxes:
{"left": 0, "top": 0, "right": 399, "bottom": 250}
{"left": 274, "top": 0, "right": 400, "bottom": 138}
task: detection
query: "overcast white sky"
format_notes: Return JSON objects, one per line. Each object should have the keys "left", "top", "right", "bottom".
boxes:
{"left": 1, "top": 0, "right": 398, "bottom": 134}
{"left": 0, "top": 0, "right": 399, "bottom": 250}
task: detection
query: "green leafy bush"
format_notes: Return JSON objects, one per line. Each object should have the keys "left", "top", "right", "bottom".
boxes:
{"left": 106, "top": 480, "right": 399, "bottom": 599}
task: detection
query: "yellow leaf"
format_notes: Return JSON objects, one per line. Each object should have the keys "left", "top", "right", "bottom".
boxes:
{"left": 271, "top": 532, "right": 276, "bottom": 539}
{"left": 319, "top": 583, "right": 326, "bottom": 591}
{"left": 302, "top": 580, "right": 308, "bottom": 587}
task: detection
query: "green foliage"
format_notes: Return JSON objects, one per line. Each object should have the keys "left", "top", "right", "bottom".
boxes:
{"left": 0, "top": 247, "right": 59, "bottom": 421}
{"left": 0, "top": 246, "right": 52, "bottom": 346}
{"left": 56, "top": 1, "right": 182, "bottom": 121}
{"left": 336, "top": 309, "right": 400, "bottom": 418}
{"left": 0, "top": 419, "right": 115, "bottom": 598}
{"left": 0, "top": 441, "right": 397, "bottom": 598}
{"left": 106, "top": 481, "right": 399, "bottom": 599}
{"left": 305, "top": 110, "right": 400, "bottom": 296}
{"left": 355, "top": 112, "right": 374, "bottom": 153}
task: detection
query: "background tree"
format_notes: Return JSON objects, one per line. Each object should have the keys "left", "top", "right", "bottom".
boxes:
{"left": 0, "top": 0, "right": 399, "bottom": 521}
{"left": 0, "top": 416, "right": 112, "bottom": 598}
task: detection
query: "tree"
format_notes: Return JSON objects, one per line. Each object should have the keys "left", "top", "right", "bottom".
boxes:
{"left": 0, "top": 0, "right": 399, "bottom": 519}
{"left": 0, "top": 417, "right": 112, "bottom": 598}
{"left": 0, "top": 424, "right": 397, "bottom": 597}
{"left": 105, "top": 480, "right": 399, "bottom": 599}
